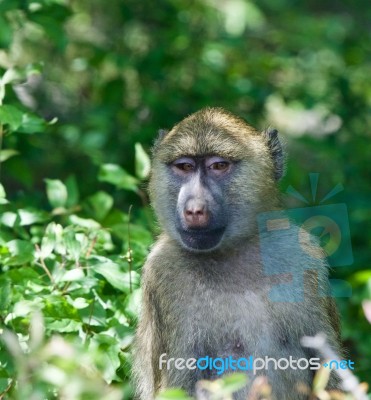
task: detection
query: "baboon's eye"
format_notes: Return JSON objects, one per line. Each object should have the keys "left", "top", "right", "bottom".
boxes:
{"left": 209, "top": 161, "right": 229, "bottom": 171}
{"left": 175, "top": 163, "right": 194, "bottom": 172}
{"left": 171, "top": 158, "right": 196, "bottom": 174}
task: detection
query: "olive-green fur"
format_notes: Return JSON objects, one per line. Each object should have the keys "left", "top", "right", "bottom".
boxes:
{"left": 133, "top": 108, "right": 342, "bottom": 400}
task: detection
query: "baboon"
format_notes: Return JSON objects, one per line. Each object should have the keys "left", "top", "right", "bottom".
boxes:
{"left": 133, "top": 108, "right": 341, "bottom": 399}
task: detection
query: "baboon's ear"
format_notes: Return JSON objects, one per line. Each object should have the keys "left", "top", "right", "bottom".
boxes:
{"left": 152, "top": 129, "right": 169, "bottom": 153}
{"left": 263, "top": 128, "right": 285, "bottom": 180}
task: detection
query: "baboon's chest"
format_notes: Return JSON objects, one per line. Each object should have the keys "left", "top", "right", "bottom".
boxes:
{"left": 156, "top": 253, "right": 310, "bottom": 360}
{"left": 161, "top": 273, "right": 272, "bottom": 351}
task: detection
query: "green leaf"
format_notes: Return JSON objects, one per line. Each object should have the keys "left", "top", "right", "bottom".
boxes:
{"left": 86, "top": 191, "right": 114, "bottom": 221}
{"left": 102, "top": 347, "right": 121, "bottom": 383}
{"left": 349, "top": 270, "right": 371, "bottom": 285}
{"left": 18, "top": 113, "right": 46, "bottom": 134}
{"left": 219, "top": 373, "right": 248, "bottom": 393}
{"left": 0, "top": 105, "right": 23, "bottom": 131}
{"left": 40, "top": 222, "right": 58, "bottom": 258}
{"left": 0, "top": 211, "right": 17, "bottom": 227}
{"left": 59, "top": 268, "right": 85, "bottom": 282}
{"left": 78, "top": 299, "right": 106, "bottom": 326}
{"left": 25, "top": 62, "right": 44, "bottom": 77}
{"left": 7, "top": 266, "right": 40, "bottom": 283}
{"left": 28, "top": 4, "right": 71, "bottom": 49}
{"left": 18, "top": 208, "right": 49, "bottom": 225}
{"left": 1, "top": 67, "right": 22, "bottom": 86}
{"left": 0, "top": 183, "right": 8, "bottom": 205}
{"left": 0, "top": 84, "right": 3, "bottom": 104}
{"left": 0, "top": 64, "right": 42, "bottom": 88}
{"left": 43, "top": 296, "right": 77, "bottom": 319}
{"left": 98, "top": 164, "right": 139, "bottom": 192}
{"left": 0, "top": 149, "right": 19, "bottom": 162}
{"left": 90, "top": 256, "right": 140, "bottom": 293}
{"left": 0, "top": 0, "right": 19, "bottom": 14}
{"left": 68, "top": 297, "right": 90, "bottom": 309}
{"left": 12, "top": 298, "right": 43, "bottom": 317}
{"left": 0, "top": 15, "right": 12, "bottom": 50}
{"left": 63, "top": 230, "right": 82, "bottom": 261}
{"left": 93, "top": 334, "right": 121, "bottom": 383}
{"left": 65, "top": 175, "right": 79, "bottom": 207}
{"left": 0, "top": 0, "right": 19, "bottom": 15}
{"left": 124, "top": 288, "right": 142, "bottom": 319}
{"left": 0, "top": 378, "right": 11, "bottom": 394}
{"left": 68, "top": 215, "right": 101, "bottom": 229}
{"left": 27, "top": 281, "right": 48, "bottom": 294}
{"left": 5, "top": 239, "right": 34, "bottom": 266}
{"left": 45, "top": 319, "right": 82, "bottom": 333}
{"left": 0, "top": 278, "right": 11, "bottom": 312}
{"left": 135, "top": 142, "right": 151, "bottom": 179}
{"left": 45, "top": 179, "right": 68, "bottom": 208}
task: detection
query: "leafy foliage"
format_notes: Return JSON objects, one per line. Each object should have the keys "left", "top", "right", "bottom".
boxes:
{"left": 0, "top": 163, "right": 151, "bottom": 398}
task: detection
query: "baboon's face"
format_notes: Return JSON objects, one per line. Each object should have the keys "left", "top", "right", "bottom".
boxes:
{"left": 150, "top": 108, "right": 281, "bottom": 252}
{"left": 167, "top": 155, "right": 231, "bottom": 251}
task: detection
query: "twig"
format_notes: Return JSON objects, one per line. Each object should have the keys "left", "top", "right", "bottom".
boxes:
{"left": 34, "top": 244, "right": 54, "bottom": 284}
{"left": 0, "top": 121, "right": 3, "bottom": 179}
{"left": 301, "top": 333, "right": 368, "bottom": 400}
{"left": 84, "top": 297, "right": 96, "bottom": 344}
{"left": 127, "top": 205, "right": 133, "bottom": 293}
{"left": 85, "top": 235, "right": 97, "bottom": 258}
{"left": 0, "top": 122, "right": 3, "bottom": 238}
{"left": 0, "top": 379, "right": 13, "bottom": 399}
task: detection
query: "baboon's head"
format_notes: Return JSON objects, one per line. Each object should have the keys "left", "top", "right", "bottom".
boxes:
{"left": 149, "top": 107, "right": 284, "bottom": 252}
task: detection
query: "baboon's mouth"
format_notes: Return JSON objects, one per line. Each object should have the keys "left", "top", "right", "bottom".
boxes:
{"left": 178, "top": 227, "right": 226, "bottom": 251}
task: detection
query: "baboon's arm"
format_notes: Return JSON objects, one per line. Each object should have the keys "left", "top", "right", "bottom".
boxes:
{"left": 133, "top": 276, "right": 162, "bottom": 400}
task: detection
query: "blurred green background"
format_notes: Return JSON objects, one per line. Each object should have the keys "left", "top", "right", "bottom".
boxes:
{"left": 0, "top": 0, "right": 370, "bottom": 399}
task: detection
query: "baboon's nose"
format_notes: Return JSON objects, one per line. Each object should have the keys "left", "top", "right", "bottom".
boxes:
{"left": 184, "top": 199, "right": 209, "bottom": 228}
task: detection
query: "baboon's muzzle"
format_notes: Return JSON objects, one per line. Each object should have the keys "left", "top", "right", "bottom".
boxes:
{"left": 177, "top": 226, "right": 226, "bottom": 251}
